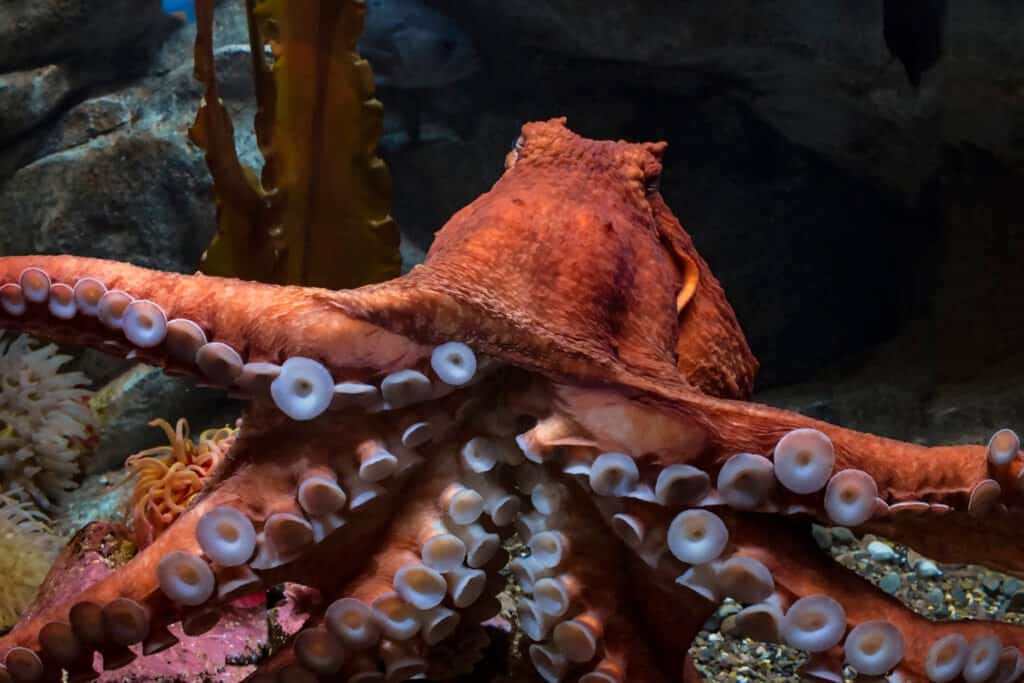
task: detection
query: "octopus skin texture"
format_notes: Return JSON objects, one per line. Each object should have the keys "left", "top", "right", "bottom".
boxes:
{"left": 0, "top": 118, "right": 1020, "bottom": 683}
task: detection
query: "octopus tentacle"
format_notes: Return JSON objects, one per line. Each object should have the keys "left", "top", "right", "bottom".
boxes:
{"left": 0, "top": 255, "right": 427, "bottom": 392}
{"left": 727, "top": 512, "right": 1024, "bottom": 681}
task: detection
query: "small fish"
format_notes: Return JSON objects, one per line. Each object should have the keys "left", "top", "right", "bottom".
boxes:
{"left": 361, "top": 0, "right": 481, "bottom": 89}
{"left": 162, "top": 0, "right": 195, "bottom": 22}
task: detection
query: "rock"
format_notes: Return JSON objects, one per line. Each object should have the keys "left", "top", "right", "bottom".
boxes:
{"left": 867, "top": 540, "right": 897, "bottom": 562}
{"left": 0, "top": 40, "right": 256, "bottom": 273}
{"left": 97, "top": 603, "right": 267, "bottom": 682}
{"left": 924, "top": 587, "right": 945, "bottom": 609}
{"left": 151, "top": 0, "right": 252, "bottom": 76}
{"left": 879, "top": 573, "right": 901, "bottom": 595}
{"left": 914, "top": 559, "right": 942, "bottom": 578}
{"left": 811, "top": 525, "right": 832, "bottom": 551}
{"left": 981, "top": 573, "right": 1003, "bottom": 595}
{"left": 90, "top": 365, "right": 241, "bottom": 474}
{"left": 0, "top": 0, "right": 164, "bottom": 71}
{"left": 0, "top": 63, "right": 111, "bottom": 146}
{"left": 54, "top": 468, "right": 132, "bottom": 538}
{"left": 0, "top": 128, "right": 215, "bottom": 271}
{"left": 830, "top": 527, "right": 858, "bottom": 545}
{"left": 16, "top": 521, "right": 134, "bottom": 626}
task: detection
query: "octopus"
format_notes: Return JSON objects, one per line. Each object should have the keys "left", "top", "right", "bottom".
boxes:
{"left": 0, "top": 118, "right": 1019, "bottom": 683}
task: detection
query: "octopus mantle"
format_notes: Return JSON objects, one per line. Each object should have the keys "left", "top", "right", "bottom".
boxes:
{"left": 0, "top": 119, "right": 1020, "bottom": 683}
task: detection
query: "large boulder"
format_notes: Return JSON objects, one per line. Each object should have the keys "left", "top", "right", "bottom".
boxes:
{"left": 0, "top": 1, "right": 254, "bottom": 274}
{"left": 0, "top": 0, "right": 163, "bottom": 71}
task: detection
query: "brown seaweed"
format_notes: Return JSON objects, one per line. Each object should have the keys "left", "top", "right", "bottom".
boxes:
{"left": 189, "top": 0, "right": 400, "bottom": 288}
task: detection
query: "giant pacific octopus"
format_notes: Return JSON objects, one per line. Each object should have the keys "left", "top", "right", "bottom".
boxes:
{"left": 0, "top": 118, "right": 1021, "bottom": 683}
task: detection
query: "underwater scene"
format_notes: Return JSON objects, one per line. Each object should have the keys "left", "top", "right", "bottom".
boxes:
{"left": 0, "top": 0, "right": 1022, "bottom": 681}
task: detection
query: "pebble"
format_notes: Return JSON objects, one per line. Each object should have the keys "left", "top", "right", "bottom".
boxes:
{"left": 982, "top": 574, "right": 1003, "bottom": 594}
{"left": 879, "top": 573, "right": 901, "bottom": 594}
{"left": 924, "top": 587, "right": 945, "bottom": 609}
{"left": 830, "top": 526, "right": 857, "bottom": 544}
{"left": 867, "top": 540, "right": 897, "bottom": 562}
{"left": 811, "top": 525, "right": 832, "bottom": 550}
{"left": 1002, "top": 578, "right": 1021, "bottom": 597}
{"left": 915, "top": 559, "right": 942, "bottom": 578}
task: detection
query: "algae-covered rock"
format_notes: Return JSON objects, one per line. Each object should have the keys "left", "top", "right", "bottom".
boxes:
{"left": 89, "top": 365, "right": 239, "bottom": 475}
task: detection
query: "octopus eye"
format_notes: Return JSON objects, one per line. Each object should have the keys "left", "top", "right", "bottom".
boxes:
{"left": 645, "top": 174, "right": 661, "bottom": 195}
{"left": 506, "top": 135, "right": 526, "bottom": 169}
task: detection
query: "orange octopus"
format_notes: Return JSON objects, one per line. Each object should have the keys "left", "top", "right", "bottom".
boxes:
{"left": 0, "top": 119, "right": 1020, "bottom": 683}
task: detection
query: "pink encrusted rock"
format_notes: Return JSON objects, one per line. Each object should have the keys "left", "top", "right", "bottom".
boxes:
{"left": 17, "top": 522, "right": 135, "bottom": 627}
{"left": 97, "top": 603, "right": 268, "bottom": 683}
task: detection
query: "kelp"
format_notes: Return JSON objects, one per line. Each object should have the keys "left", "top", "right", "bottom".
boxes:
{"left": 189, "top": 0, "right": 401, "bottom": 288}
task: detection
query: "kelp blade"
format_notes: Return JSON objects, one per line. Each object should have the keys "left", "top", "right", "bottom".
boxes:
{"left": 191, "top": 0, "right": 400, "bottom": 289}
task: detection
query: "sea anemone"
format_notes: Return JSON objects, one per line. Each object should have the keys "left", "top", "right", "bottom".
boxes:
{"left": 127, "top": 418, "right": 236, "bottom": 547}
{"left": 0, "top": 489, "right": 63, "bottom": 630}
{"left": 0, "top": 334, "right": 95, "bottom": 508}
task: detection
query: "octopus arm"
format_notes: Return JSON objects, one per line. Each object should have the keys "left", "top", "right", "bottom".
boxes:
{"left": 0, "top": 255, "right": 427, "bottom": 383}
{"left": 730, "top": 512, "right": 1024, "bottom": 681}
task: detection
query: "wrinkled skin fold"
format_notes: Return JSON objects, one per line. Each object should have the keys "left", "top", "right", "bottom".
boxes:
{"left": 0, "top": 119, "right": 1019, "bottom": 682}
